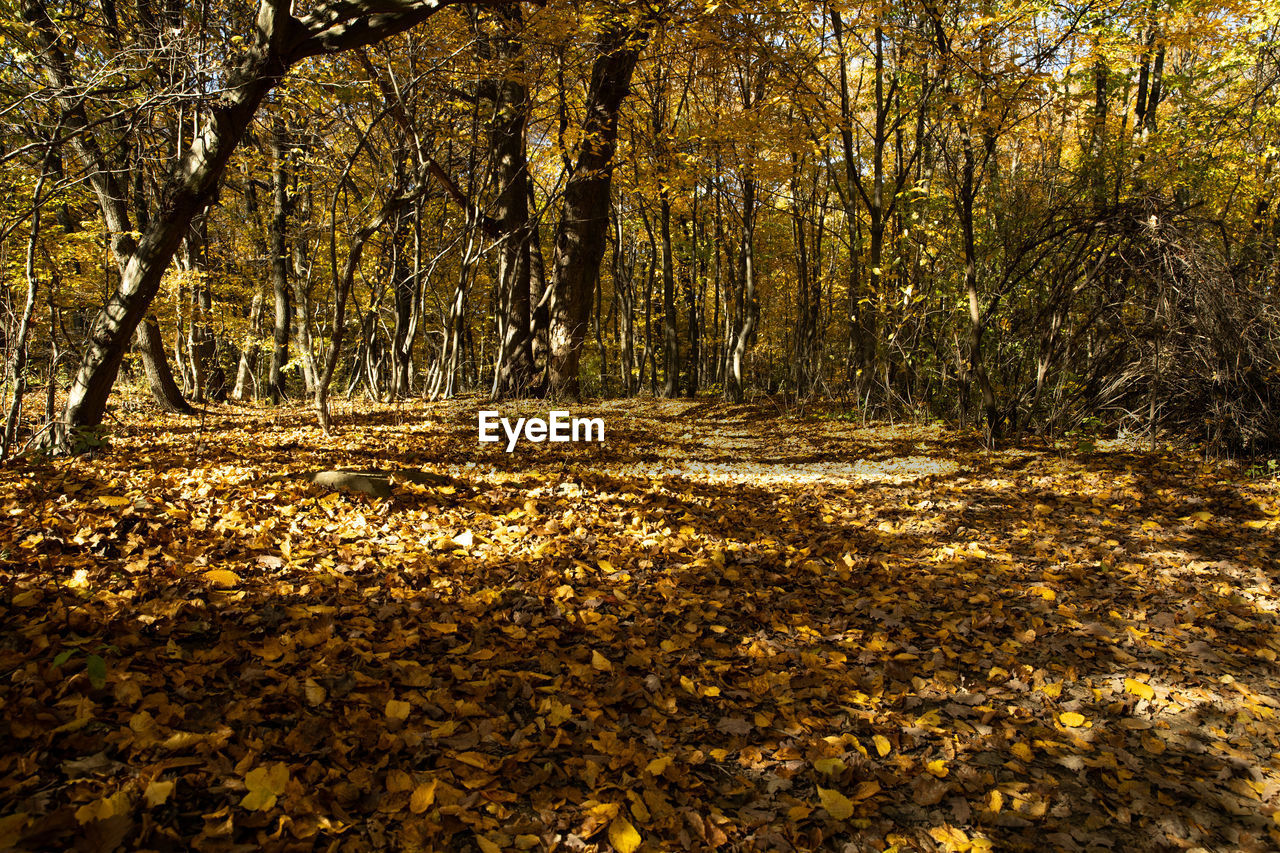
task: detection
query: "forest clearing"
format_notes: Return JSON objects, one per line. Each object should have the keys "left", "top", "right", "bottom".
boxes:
{"left": 2, "top": 398, "right": 1279, "bottom": 851}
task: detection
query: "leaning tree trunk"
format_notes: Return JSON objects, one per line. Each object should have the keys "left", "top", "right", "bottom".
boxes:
{"left": 547, "top": 21, "right": 649, "bottom": 398}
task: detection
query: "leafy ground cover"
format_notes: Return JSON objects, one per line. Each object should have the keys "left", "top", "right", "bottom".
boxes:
{"left": 2, "top": 399, "right": 1280, "bottom": 852}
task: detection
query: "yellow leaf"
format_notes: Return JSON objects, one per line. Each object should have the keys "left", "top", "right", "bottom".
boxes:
{"left": 608, "top": 814, "right": 642, "bottom": 853}
{"left": 144, "top": 779, "right": 174, "bottom": 807}
{"left": 75, "top": 791, "right": 130, "bottom": 823}
{"left": 386, "top": 699, "right": 412, "bottom": 721}
{"left": 1124, "top": 678, "right": 1154, "bottom": 700}
{"left": 646, "top": 755, "right": 673, "bottom": 775}
{"left": 428, "top": 621, "right": 458, "bottom": 634}
{"left": 1059, "top": 711, "right": 1087, "bottom": 728}
{"left": 98, "top": 495, "right": 130, "bottom": 507}
{"left": 1039, "top": 681, "right": 1063, "bottom": 698}
{"left": 451, "top": 530, "right": 474, "bottom": 549}
{"left": 817, "top": 786, "right": 855, "bottom": 820}
{"left": 929, "top": 825, "right": 971, "bottom": 851}
{"left": 476, "top": 835, "right": 502, "bottom": 853}
{"left": 241, "top": 763, "right": 289, "bottom": 811}
{"left": 515, "top": 836, "right": 541, "bottom": 850}
{"left": 1011, "top": 742, "right": 1033, "bottom": 761}
{"left": 852, "top": 780, "right": 881, "bottom": 800}
{"left": 544, "top": 699, "right": 572, "bottom": 726}
{"left": 591, "top": 650, "right": 613, "bottom": 672}
{"left": 410, "top": 779, "right": 439, "bottom": 814}
{"left": 987, "top": 789, "right": 1003, "bottom": 812}
{"left": 872, "top": 734, "right": 891, "bottom": 757}
{"left": 926, "top": 759, "right": 949, "bottom": 778}
{"left": 813, "top": 757, "right": 845, "bottom": 776}
{"left": 203, "top": 569, "right": 241, "bottom": 588}
{"left": 304, "top": 678, "right": 326, "bottom": 706}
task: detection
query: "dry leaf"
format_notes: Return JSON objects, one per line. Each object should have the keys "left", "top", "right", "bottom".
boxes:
{"left": 816, "top": 787, "right": 855, "bottom": 820}
{"left": 608, "top": 814, "right": 642, "bottom": 853}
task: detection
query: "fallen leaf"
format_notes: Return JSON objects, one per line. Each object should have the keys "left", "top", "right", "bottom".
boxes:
{"left": 817, "top": 786, "right": 855, "bottom": 820}
{"left": 646, "top": 755, "right": 673, "bottom": 775}
{"left": 608, "top": 813, "right": 642, "bottom": 853}
{"left": 241, "top": 763, "right": 289, "bottom": 811}
{"left": 410, "top": 779, "right": 438, "bottom": 814}
{"left": 1124, "top": 678, "right": 1155, "bottom": 700}
{"left": 144, "top": 779, "right": 174, "bottom": 807}
{"left": 203, "top": 569, "right": 241, "bottom": 588}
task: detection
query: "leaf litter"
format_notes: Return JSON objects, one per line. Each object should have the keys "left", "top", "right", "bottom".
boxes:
{"left": 2, "top": 399, "right": 1279, "bottom": 851}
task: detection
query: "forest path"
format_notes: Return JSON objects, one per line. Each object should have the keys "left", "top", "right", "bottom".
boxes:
{"left": 579, "top": 397, "right": 963, "bottom": 488}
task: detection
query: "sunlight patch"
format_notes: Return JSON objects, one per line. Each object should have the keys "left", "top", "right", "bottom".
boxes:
{"left": 605, "top": 455, "right": 959, "bottom": 486}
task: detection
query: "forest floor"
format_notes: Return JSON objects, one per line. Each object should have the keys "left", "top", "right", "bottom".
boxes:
{"left": 3, "top": 396, "right": 1280, "bottom": 852}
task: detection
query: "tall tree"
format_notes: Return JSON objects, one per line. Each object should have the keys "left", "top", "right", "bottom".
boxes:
{"left": 547, "top": 7, "right": 654, "bottom": 398}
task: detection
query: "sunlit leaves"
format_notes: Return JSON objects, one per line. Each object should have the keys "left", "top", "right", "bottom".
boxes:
{"left": 1058, "top": 711, "right": 1087, "bottom": 728}
{"left": 202, "top": 569, "right": 241, "bottom": 587}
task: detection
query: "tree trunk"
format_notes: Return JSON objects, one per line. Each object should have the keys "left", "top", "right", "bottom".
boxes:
{"left": 660, "top": 189, "right": 678, "bottom": 397}
{"left": 267, "top": 118, "right": 291, "bottom": 403}
{"left": 488, "top": 6, "right": 537, "bottom": 398}
{"left": 686, "top": 182, "right": 700, "bottom": 397}
{"left": 391, "top": 209, "right": 421, "bottom": 397}
{"left": 547, "top": 21, "right": 649, "bottom": 398}
{"left": 726, "top": 173, "right": 757, "bottom": 404}
{"left": 960, "top": 128, "right": 999, "bottom": 441}
{"left": 136, "top": 315, "right": 198, "bottom": 414}
{"left": 3, "top": 176, "right": 46, "bottom": 458}
{"left": 232, "top": 291, "right": 265, "bottom": 400}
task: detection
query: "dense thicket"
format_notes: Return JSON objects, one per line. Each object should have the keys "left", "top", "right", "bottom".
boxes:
{"left": 1, "top": 0, "right": 1277, "bottom": 453}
